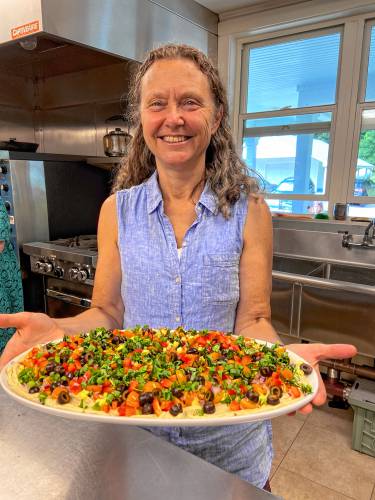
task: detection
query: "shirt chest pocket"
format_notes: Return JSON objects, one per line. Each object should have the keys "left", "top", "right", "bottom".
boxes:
{"left": 202, "top": 253, "right": 240, "bottom": 304}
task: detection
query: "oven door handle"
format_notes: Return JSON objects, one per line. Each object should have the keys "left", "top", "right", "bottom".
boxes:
{"left": 46, "top": 288, "right": 91, "bottom": 308}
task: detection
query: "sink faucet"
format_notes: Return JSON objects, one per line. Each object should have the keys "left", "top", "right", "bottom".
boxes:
{"left": 339, "top": 219, "right": 375, "bottom": 249}
{"left": 363, "top": 219, "right": 375, "bottom": 246}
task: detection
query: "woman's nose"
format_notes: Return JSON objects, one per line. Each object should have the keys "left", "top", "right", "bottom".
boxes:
{"left": 164, "top": 105, "right": 184, "bottom": 127}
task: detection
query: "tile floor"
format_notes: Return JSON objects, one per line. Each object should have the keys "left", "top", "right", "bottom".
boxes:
{"left": 270, "top": 403, "right": 375, "bottom": 500}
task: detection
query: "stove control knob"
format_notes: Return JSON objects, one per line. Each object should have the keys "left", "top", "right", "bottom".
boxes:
{"left": 77, "top": 269, "right": 88, "bottom": 282}
{"left": 44, "top": 262, "right": 53, "bottom": 273}
{"left": 35, "top": 260, "right": 44, "bottom": 271}
{"left": 0, "top": 183, "right": 9, "bottom": 192}
{"left": 69, "top": 267, "right": 79, "bottom": 280}
{"left": 54, "top": 267, "right": 64, "bottom": 278}
{"left": 0, "top": 165, "right": 8, "bottom": 174}
{"left": 4, "top": 201, "right": 11, "bottom": 212}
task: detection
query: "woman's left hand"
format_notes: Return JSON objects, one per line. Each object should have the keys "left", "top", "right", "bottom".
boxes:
{"left": 288, "top": 343, "right": 357, "bottom": 415}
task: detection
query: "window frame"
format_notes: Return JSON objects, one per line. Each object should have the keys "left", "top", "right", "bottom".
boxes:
{"left": 239, "top": 26, "right": 343, "bottom": 205}
{"left": 234, "top": 14, "right": 375, "bottom": 215}
{"left": 347, "top": 18, "right": 375, "bottom": 205}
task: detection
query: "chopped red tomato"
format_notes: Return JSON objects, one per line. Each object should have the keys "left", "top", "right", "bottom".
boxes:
{"left": 160, "top": 400, "right": 173, "bottom": 411}
{"left": 129, "top": 380, "right": 138, "bottom": 392}
{"left": 161, "top": 378, "right": 173, "bottom": 388}
{"left": 123, "top": 358, "right": 132, "bottom": 368}
{"left": 126, "top": 391, "right": 140, "bottom": 408}
{"left": 288, "top": 386, "right": 301, "bottom": 398}
{"left": 102, "top": 403, "right": 110, "bottom": 413}
{"left": 229, "top": 400, "right": 241, "bottom": 411}
{"left": 68, "top": 380, "right": 82, "bottom": 394}
{"left": 281, "top": 368, "right": 293, "bottom": 380}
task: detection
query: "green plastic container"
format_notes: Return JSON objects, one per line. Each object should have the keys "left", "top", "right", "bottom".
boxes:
{"left": 348, "top": 378, "right": 375, "bottom": 458}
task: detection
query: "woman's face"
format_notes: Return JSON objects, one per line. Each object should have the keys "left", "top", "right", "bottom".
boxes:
{"left": 140, "top": 58, "right": 221, "bottom": 172}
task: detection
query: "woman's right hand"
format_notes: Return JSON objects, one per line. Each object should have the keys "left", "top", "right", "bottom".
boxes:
{"left": 0, "top": 312, "right": 66, "bottom": 370}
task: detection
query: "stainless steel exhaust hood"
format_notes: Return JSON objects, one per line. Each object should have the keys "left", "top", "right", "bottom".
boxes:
{"left": 0, "top": 0, "right": 217, "bottom": 158}
{"left": 0, "top": 0, "right": 218, "bottom": 62}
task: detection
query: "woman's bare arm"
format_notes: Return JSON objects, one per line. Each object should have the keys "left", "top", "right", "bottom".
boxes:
{"left": 234, "top": 194, "right": 280, "bottom": 343}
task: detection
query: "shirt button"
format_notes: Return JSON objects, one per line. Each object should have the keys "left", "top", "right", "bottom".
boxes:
{"left": 182, "top": 241, "right": 187, "bottom": 247}
{"left": 175, "top": 316, "right": 181, "bottom": 322}
{"left": 175, "top": 276, "right": 181, "bottom": 283}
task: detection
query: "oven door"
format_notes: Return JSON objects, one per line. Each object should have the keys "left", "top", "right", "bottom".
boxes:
{"left": 45, "top": 277, "right": 92, "bottom": 318}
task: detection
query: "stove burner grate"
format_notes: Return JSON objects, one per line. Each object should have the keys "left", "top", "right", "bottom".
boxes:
{"left": 50, "top": 235, "right": 97, "bottom": 251}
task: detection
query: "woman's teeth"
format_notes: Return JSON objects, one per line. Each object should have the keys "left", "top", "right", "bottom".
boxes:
{"left": 161, "top": 136, "right": 189, "bottom": 143}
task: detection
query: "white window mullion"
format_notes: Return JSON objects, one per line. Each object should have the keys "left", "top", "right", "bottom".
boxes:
{"left": 239, "top": 104, "right": 334, "bottom": 121}
{"left": 243, "top": 122, "right": 331, "bottom": 138}
{"left": 235, "top": 43, "right": 250, "bottom": 154}
{"left": 346, "top": 20, "right": 375, "bottom": 207}
{"left": 327, "top": 19, "right": 365, "bottom": 214}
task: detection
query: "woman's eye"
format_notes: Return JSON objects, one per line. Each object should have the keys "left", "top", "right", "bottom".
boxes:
{"left": 182, "top": 100, "right": 200, "bottom": 110}
{"left": 149, "top": 101, "right": 164, "bottom": 108}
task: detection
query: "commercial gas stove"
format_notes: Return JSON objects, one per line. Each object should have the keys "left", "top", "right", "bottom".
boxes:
{"left": 23, "top": 235, "right": 98, "bottom": 286}
{"left": 23, "top": 235, "right": 98, "bottom": 317}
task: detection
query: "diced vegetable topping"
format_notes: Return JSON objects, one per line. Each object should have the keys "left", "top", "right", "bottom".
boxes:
{"left": 16, "top": 327, "right": 312, "bottom": 417}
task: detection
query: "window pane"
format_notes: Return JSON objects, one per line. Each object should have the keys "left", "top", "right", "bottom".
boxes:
{"left": 354, "top": 110, "right": 375, "bottom": 197}
{"left": 365, "top": 26, "right": 375, "bottom": 102}
{"left": 242, "top": 133, "right": 329, "bottom": 194}
{"left": 348, "top": 204, "right": 375, "bottom": 217}
{"left": 245, "top": 112, "right": 332, "bottom": 129}
{"left": 266, "top": 199, "right": 328, "bottom": 214}
{"left": 247, "top": 32, "right": 341, "bottom": 113}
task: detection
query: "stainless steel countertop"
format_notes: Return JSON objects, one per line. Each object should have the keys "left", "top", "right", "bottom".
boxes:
{"left": 0, "top": 389, "right": 279, "bottom": 500}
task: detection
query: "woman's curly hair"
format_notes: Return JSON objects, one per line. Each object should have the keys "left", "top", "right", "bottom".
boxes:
{"left": 112, "top": 43, "right": 258, "bottom": 218}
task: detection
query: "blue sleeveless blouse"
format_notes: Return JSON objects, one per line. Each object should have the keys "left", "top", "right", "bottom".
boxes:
{"left": 116, "top": 171, "right": 273, "bottom": 488}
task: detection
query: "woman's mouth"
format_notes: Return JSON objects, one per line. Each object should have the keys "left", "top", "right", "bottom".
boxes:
{"left": 158, "top": 135, "right": 191, "bottom": 143}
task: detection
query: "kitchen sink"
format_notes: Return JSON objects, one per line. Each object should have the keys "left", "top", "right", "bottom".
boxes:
{"left": 273, "top": 256, "right": 375, "bottom": 286}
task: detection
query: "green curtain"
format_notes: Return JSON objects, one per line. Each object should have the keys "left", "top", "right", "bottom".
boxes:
{"left": 0, "top": 199, "right": 23, "bottom": 353}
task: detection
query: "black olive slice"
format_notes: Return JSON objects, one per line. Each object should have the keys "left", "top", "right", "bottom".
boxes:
{"left": 300, "top": 363, "right": 313, "bottom": 375}
{"left": 187, "top": 347, "right": 198, "bottom": 354}
{"left": 142, "top": 403, "right": 154, "bottom": 415}
{"left": 203, "top": 401, "right": 216, "bottom": 414}
{"left": 29, "top": 386, "right": 40, "bottom": 394}
{"left": 260, "top": 366, "right": 273, "bottom": 377}
{"left": 169, "top": 403, "right": 183, "bottom": 416}
{"left": 45, "top": 362, "right": 55, "bottom": 374}
{"left": 267, "top": 395, "right": 280, "bottom": 406}
{"left": 171, "top": 387, "right": 183, "bottom": 399}
{"left": 269, "top": 386, "right": 283, "bottom": 399}
{"left": 139, "top": 392, "right": 154, "bottom": 406}
{"left": 57, "top": 390, "right": 71, "bottom": 404}
{"left": 204, "top": 390, "right": 214, "bottom": 402}
{"left": 246, "top": 391, "right": 259, "bottom": 403}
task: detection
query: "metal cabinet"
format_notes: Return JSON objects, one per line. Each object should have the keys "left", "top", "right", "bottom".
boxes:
{"left": 271, "top": 259, "right": 375, "bottom": 358}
